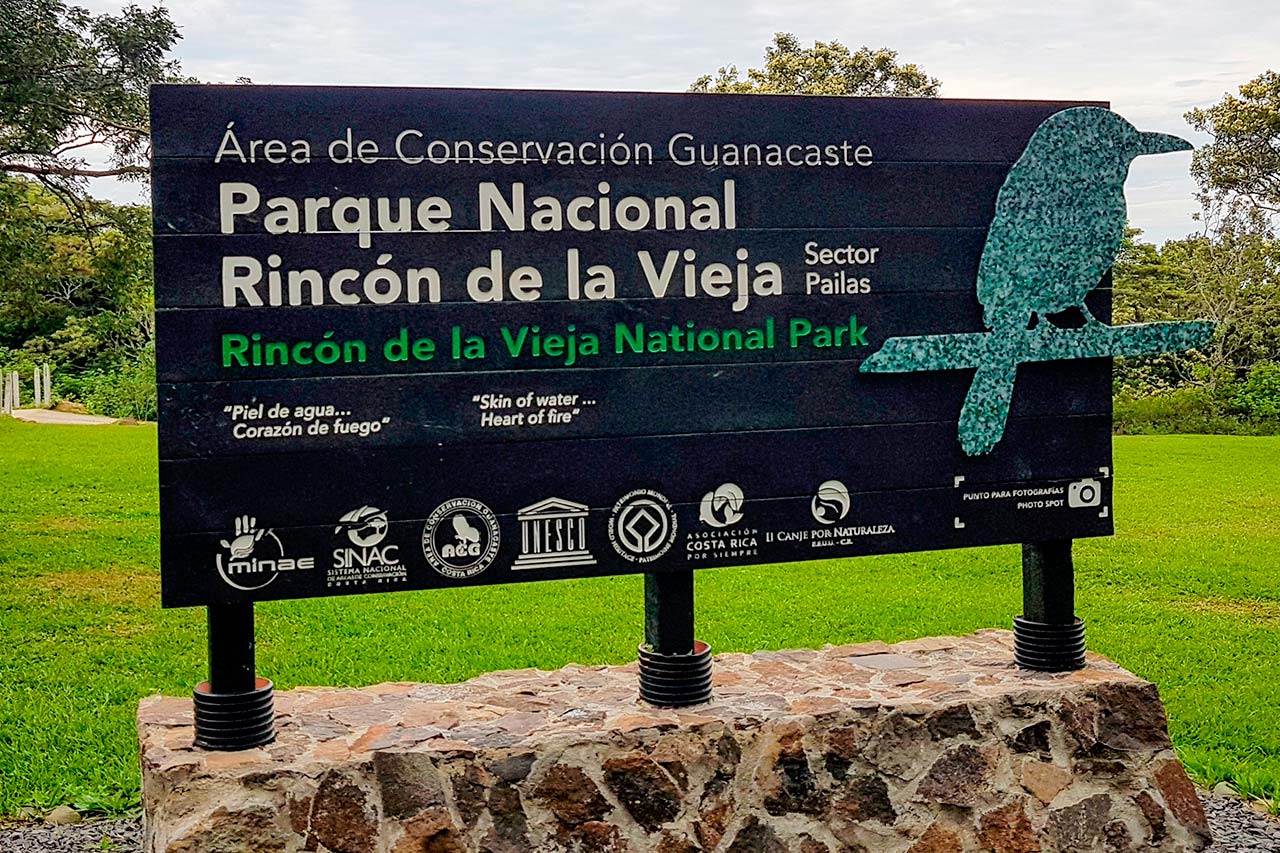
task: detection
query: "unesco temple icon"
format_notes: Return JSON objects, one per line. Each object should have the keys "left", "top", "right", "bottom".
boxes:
{"left": 512, "top": 497, "right": 597, "bottom": 570}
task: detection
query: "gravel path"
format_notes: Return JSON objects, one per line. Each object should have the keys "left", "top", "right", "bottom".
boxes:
{"left": 0, "top": 816, "right": 141, "bottom": 853}
{"left": 0, "top": 795, "right": 1275, "bottom": 852}
{"left": 1204, "top": 795, "right": 1280, "bottom": 852}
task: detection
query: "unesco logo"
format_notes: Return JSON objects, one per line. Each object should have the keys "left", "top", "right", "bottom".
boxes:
{"left": 609, "top": 489, "right": 678, "bottom": 563}
{"left": 422, "top": 498, "right": 501, "bottom": 579}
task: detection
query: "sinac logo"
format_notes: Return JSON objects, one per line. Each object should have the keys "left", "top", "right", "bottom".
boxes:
{"left": 335, "top": 505, "right": 389, "bottom": 547}
{"left": 332, "top": 506, "right": 404, "bottom": 587}
{"left": 216, "top": 515, "right": 313, "bottom": 591}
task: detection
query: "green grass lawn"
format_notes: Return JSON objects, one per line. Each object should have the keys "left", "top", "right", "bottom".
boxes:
{"left": 0, "top": 418, "right": 1278, "bottom": 815}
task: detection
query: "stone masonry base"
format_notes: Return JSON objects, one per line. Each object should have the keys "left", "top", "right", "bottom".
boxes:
{"left": 138, "top": 631, "right": 1211, "bottom": 852}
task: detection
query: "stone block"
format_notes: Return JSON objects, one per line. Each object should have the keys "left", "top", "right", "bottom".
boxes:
{"left": 139, "top": 631, "right": 1210, "bottom": 852}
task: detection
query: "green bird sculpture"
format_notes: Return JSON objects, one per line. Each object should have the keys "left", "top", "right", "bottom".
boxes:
{"left": 977, "top": 107, "right": 1191, "bottom": 333}
{"left": 861, "top": 107, "right": 1213, "bottom": 457}
{"left": 956, "top": 108, "right": 1192, "bottom": 453}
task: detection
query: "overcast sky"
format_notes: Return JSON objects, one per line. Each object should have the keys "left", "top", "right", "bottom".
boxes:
{"left": 85, "top": 0, "right": 1277, "bottom": 243}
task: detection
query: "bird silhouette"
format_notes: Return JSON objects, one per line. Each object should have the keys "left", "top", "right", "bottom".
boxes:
{"left": 976, "top": 107, "right": 1191, "bottom": 334}
{"left": 452, "top": 513, "right": 481, "bottom": 545}
{"left": 860, "top": 107, "right": 1212, "bottom": 457}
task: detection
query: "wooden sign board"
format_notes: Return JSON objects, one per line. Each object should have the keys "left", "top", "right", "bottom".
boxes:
{"left": 152, "top": 86, "right": 1113, "bottom": 607}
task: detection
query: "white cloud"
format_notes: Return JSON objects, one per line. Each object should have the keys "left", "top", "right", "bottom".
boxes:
{"left": 81, "top": 0, "right": 1278, "bottom": 241}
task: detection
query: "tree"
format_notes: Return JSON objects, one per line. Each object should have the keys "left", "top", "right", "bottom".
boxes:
{"left": 0, "top": 0, "right": 184, "bottom": 204}
{"left": 0, "top": 177, "right": 153, "bottom": 364}
{"left": 1113, "top": 227, "right": 1194, "bottom": 326}
{"left": 690, "top": 33, "right": 939, "bottom": 97}
{"left": 1113, "top": 209, "right": 1280, "bottom": 394}
{"left": 1185, "top": 70, "right": 1280, "bottom": 216}
{"left": 0, "top": 175, "right": 157, "bottom": 417}
{"left": 1170, "top": 206, "right": 1280, "bottom": 384}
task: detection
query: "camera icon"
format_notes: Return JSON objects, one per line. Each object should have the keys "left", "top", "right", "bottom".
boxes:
{"left": 1068, "top": 478, "right": 1102, "bottom": 508}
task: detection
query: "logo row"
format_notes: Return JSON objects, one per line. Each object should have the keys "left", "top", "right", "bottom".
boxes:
{"left": 214, "top": 480, "right": 858, "bottom": 592}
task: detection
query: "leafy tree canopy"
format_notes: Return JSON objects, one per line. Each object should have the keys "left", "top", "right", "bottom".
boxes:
{"left": 1114, "top": 211, "right": 1280, "bottom": 392}
{"left": 690, "top": 33, "right": 940, "bottom": 97}
{"left": 0, "top": 0, "right": 184, "bottom": 201}
{"left": 1186, "top": 70, "right": 1280, "bottom": 215}
{"left": 0, "top": 177, "right": 152, "bottom": 365}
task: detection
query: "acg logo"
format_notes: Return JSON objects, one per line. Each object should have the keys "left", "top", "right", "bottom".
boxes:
{"left": 441, "top": 540, "right": 481, "bottom": 559}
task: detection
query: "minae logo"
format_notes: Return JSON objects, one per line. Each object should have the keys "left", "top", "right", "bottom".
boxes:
{"left": 216, "top": 515, "right": 313, "bottom": 591}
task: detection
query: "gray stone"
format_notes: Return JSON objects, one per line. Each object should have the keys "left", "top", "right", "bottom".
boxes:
{"left": 532, "top": 764, "right": 612, "bottom": 827}
{"left": 866, "top": 711, "right": 930, "bottom": 777}
{"left": 724, "top": 816, "right": 787, "bottom": 853}
{"left": 602, "top": 752, "right": 682, "bottom": 831}
{"left": 917, "top": 744, "right": 991, "bottom": 807}
{"left": 906, "top": 823, "right": 963, "bottom": 853}
{"left": 482, "top": 783, "right": 529, "bottom": 852}
{"left": 1095, "top": 683, "right": 1175, "bottom": 751}
{"left": 1135, "top": 789, "right": 1169, "bottom": 843}
{"left": 171, "top": 805, "right": 291, "bottom": 853}
{"left": 450, "top": 762, "right": 492, "bottom": 828}
{"left": 1155, "top": 759, "right": 1213, "bottom": 840}
{"left": 851, "top": 653, "right": 922, "bottom": 670}
{"left": 43, "top": 806, "right": 81, "bottom": 826}
{"left": 926, "top": 705, "right": 979, "bottom": 741}
{"left": 487, "top": 753, "right": 535, "bottom": 783}
{"left": 1046, "top": 793, "right": 1112, "bottom": 852}
{"left": 762, "top": 734, "right": 828, "bottom": 816}
{"left": 1212, "top": 781, "right": 1239, "bottom": 799}
{"left": 308, "top": 771, "right": 377, "bottom": 853}
{"left": 374, "top": 751, "right": 445, "bottom": 819}
{"left": 830, "top": 774, "right": 896, "bottom": 825}
{"left": 978, "top": 800, "right": 1038, "bottom": 853}
{"left": 1010, "top": 720, "right": 1051, "bottom": 755}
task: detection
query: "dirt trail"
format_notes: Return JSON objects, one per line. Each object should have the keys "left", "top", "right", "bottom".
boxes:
{"left": 9, "top": 408, "right": 118, "bottom": 425}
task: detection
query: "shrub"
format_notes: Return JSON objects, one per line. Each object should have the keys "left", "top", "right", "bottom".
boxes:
{"left": 1115, "top": 383, "right": 1280, "bottom": 436}
{"left": 1237, "top": 362, "right": 1280, "bottom": 421}
{"left": 56, "top": 347, "right": 156, "bottom": 421}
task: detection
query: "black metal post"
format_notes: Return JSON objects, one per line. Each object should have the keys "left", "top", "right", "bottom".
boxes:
{"left": 645, "top": 572, "right": 695, "bottom": 654}
{"left": 1014, "top": 540, "right": 1086, "bottom": 671}
{"left": 208, "top": 603, "right": 257, "bottom": 692}
{"left": 638, "top": 572, "right": 712, "bottom": 706}
{"left": 193, "top": 603, "right": 275, "bottom": 750}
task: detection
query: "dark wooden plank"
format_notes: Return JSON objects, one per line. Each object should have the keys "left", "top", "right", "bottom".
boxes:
{"left": 153, "top": 228, "right": 997, "bottom": 308}
{"left": 150, "top": 85, "right": 1102, "bottom": 163}
{"left": 156, "top": 358, "right": 1111, "bottom": 460}
{"left": 159, "top": 473, "right": 1113, "bottom": 607}
{"left": 150, "top": 158, "right": 1018, "bottom": 235}
{"left": 154, "top": 289, "right": 1112, "bottom": 382}
{"left": 157, "top": 413, "right": 1111, "bottom": 536}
